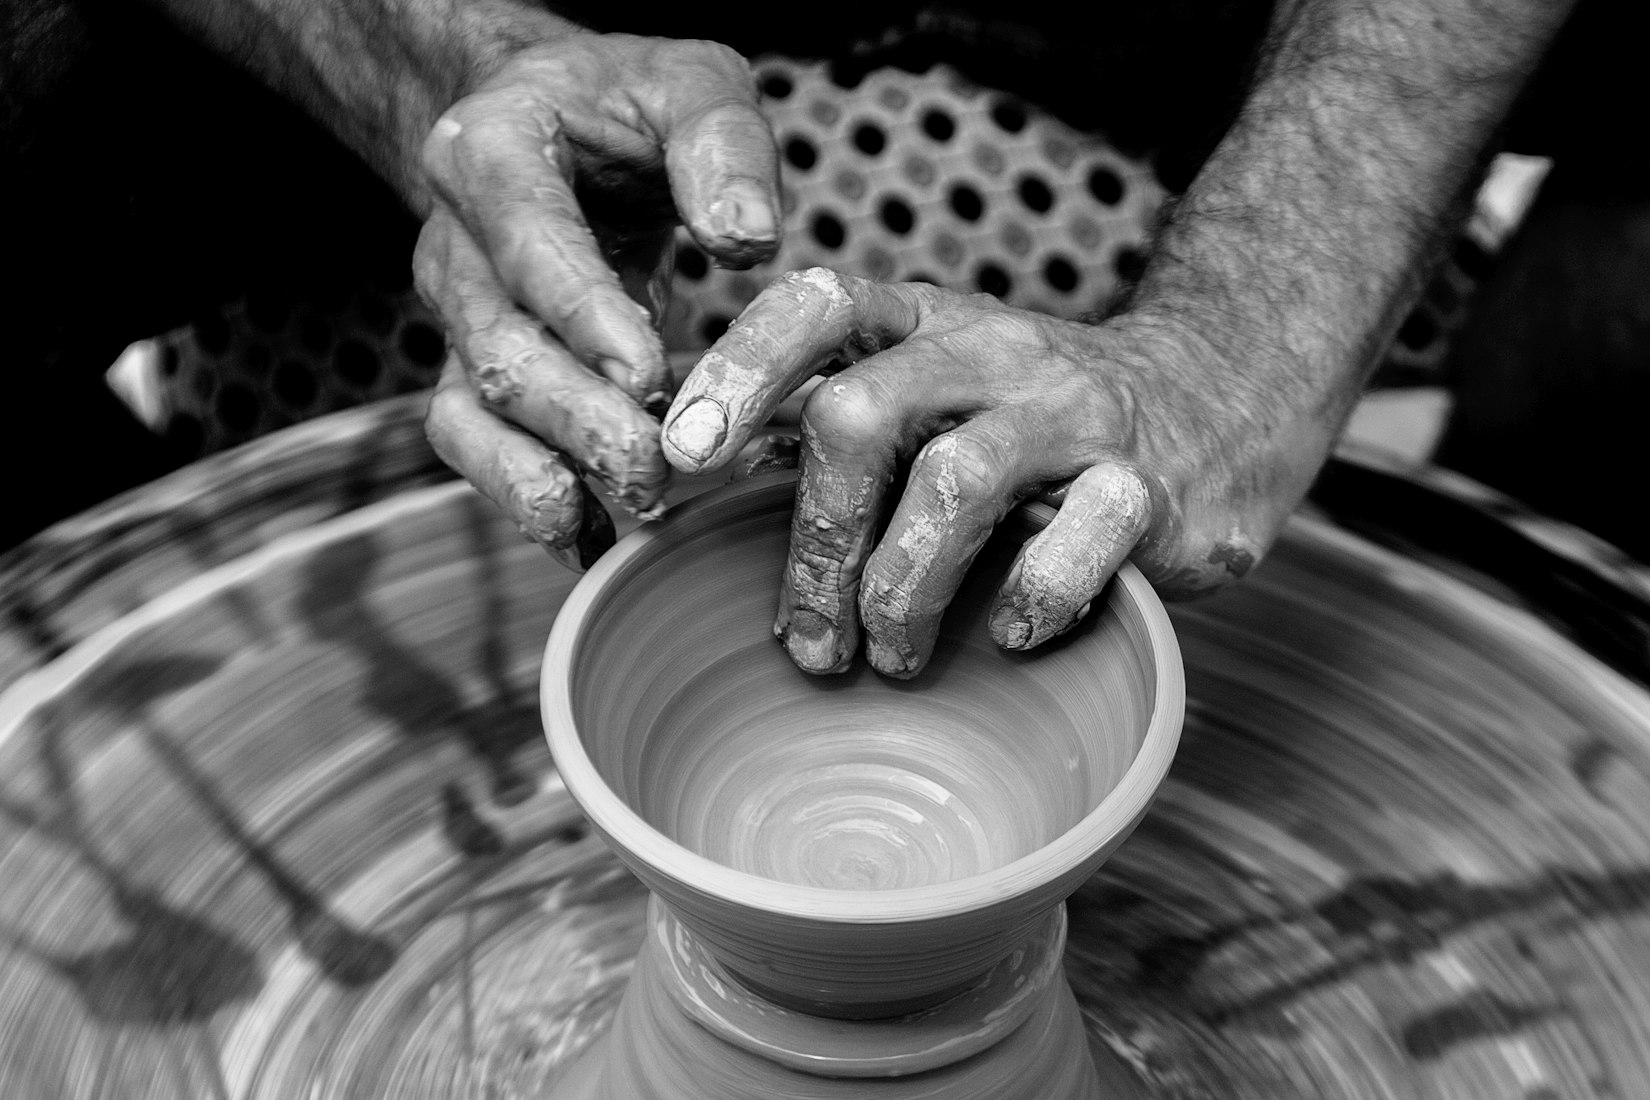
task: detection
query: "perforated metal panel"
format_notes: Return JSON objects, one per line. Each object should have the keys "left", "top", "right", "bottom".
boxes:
{"left": 660, "top": 58, "right": 1166, "bottom": 351}
{"left": 139, "top": 284, "right": 447, "bottom": 456}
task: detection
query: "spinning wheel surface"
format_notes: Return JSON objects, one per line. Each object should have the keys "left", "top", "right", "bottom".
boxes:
{"left": 1, "top": 407, "right": 1647, "bottom": 1100}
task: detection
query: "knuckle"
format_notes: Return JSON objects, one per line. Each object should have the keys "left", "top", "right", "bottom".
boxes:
{"left": 419, "top": 104, "right": 478, "bottom": 182}
{"left": 912, "top": 431, "right": 1009, "bottom": 503}
{"left": 775, "top": 266, "right": 848, "bottom": 303}
{"left": 1016, "top": 540, "right": 1092, "bottom": 613}
{"left": 445, "top": 108, "right": 525, "bottom": 175}
{"left": 419, "top": 130, "right": 452, "bottom": 187}
{"left": 1077, "top": 462, "right": 1153, "bottom": 532}
{"left": 785, "top": 533, "right": 854, "bottom": 611}
{"left": 465, "top": 335, "right": 532, "bottom": 409}
{"left": 679, "top": 38, "right": 753, "bottom": 82}
{"left": 799, "top": 376, "right": 894, "bottom": 449}
{"left": 963, "top": 311, "right": 1045, "bottom": 354}
{"left": 961, "top": 291, "right": 1009, "bottom": 315}
{"left": 789, "top": 528, "right": 847, "bottom": 585}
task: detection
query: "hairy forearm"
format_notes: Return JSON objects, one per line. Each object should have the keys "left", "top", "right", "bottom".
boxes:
{"left": 1132, "top": 0, "right": 1576, "bottom": 442}
{"left": 141, "top": 0, "right": 579, "bottom": 208}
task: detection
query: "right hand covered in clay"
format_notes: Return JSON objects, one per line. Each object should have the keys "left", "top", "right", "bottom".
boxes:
{"left": 659, "top": 271, "right": 1333, "bottom": 679}
{"left": 413, "top": 31, "right": 781, "bottom": 567}
{"left": 654, "top": 0, "right": 1576, "bottom": 679}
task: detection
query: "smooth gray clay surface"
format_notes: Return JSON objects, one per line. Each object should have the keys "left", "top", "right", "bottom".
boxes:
{"left": 542, "top": 475, "right": 1181, "bottom": 1096}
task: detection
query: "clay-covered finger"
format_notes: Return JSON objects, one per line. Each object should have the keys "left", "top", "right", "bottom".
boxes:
{"left": 421, "top": 99, "right": 668, "bottom": 402}
{"left": 424, "top": 354, "right": 615, "bottom": 571}
{"left": 661, "top": 269, "right": 927, "bottom": 474}
{"left": 859, "top": 420, "right": 1032, "bottom": 678}
{"left": 415, "top": 211, "right": 669, "bottom": 516}
{"left": 658, "top": 44, "right": 782, "bottom": 267}
{"left": 989, "top": 462, "right": 1153, "bottom": 650}
{"left": 773, "top": 343, "right": 968, "bottom": 674}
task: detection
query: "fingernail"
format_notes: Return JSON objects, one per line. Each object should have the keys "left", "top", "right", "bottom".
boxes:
{"left": 865, "top": 636, "right": 919, "bottom": 680}
{"left": 643, "top": 390, "right": 672, "bottom": 419}
{"left": 663, "top": 397, "right": 728, "bottom": 470}
{"left": 526, "top": 473, "right": 580, "bottom": 549}
{"left": 990, "top": 602, "right": 1033, "bottom": 650}
{"left": 597, "top": 357, "right": 631, "bottom": 389}
{"left": 613, "top": 478, "right": 669, "bottom": 521}
{"left": 781, "top": 608, "right": 845, "bottom": 673}
{"left": 710, "top": 183, "right": 778, "bottom": 243}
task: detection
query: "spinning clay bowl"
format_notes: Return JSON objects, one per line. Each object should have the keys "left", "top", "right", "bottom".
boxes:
{"left": 542, "top": 473, "right": 1184, "bottom": 1016}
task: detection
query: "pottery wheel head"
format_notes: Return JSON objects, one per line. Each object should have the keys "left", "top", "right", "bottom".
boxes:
{"left": 542, "top": 474, "right": 1183, "bottom": 1011}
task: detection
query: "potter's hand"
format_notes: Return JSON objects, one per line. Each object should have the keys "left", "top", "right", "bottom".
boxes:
{"left": 662, "top": 0, "right": 1573, "bottom": 677}
{"left": 415, "top": 33, "right": 781, "bottom": 564}
{"left": 138, "top": 0, "right": 783, "bottom": 567}
{"left": 661, "top": 271, "right": 1320, "bottom": 677}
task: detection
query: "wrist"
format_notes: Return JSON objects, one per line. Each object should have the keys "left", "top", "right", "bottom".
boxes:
{"left": 142, "top": 0, "right": 582, "bottom": 211}
{"left": 1091, "top": 306, "right": 1343, "bottom": 527}
{"left": 361, "top": 0, "right": 584, "bottom": 210}
{"left": 1119, "top": 0, "right": 1576, "bottom": 459}
{"left": 424, "top": 0, "right": 585, "bottom": 101}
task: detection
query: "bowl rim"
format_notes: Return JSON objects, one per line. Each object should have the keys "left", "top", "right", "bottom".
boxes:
{"left": 541, "top": 473, "right": 1184, "bottom": 924}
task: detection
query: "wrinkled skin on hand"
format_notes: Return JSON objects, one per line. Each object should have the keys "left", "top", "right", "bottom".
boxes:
{"left": 414, "top": 33, "right": 780, "bottom": 567}
{"left": 663, "top": 269, "right": 1340, "bottom": 679}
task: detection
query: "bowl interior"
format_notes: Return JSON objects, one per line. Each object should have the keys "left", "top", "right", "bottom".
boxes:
{"left": 562, "top": 478, "right": 1164, "bottom": 896}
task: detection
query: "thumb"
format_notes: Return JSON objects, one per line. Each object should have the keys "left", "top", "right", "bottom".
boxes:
{"left": 656, "top": 47, "right": 782, "bottom": 268}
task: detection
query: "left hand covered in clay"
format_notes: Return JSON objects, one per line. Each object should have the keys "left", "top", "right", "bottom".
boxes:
{"left": 413, "top": 32, "right": 782, "bottom": 567}
{"left": 660, "top": 270, "right": 1325, "bottom": 678}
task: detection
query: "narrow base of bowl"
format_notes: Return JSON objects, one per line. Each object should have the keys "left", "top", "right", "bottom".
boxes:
{"left": 548, "top": 897, "right": 1141, "bottom": 1100}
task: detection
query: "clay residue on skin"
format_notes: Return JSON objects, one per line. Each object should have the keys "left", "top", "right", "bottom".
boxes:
{"left": 931, "top": 436, "right": 962, "bottom": 524}
{"left": 694, "top": 350, "right": 773, "bottom": 407}
{"left": 729, "top": 434, "right": 800, "bottom": 481}
{"left": 521, "top": 461, "right": 580, "bottom": 548}
{"left": 1019, "top": 466, "right": 1150, "bottom": 647}
{"left": 1206, "top": 538, "right": 1257, "bottom": 579}
{"left": 986, "top": 465, "right": 1152, "bottom": 651}
{"left": 666, "top": 343, "right": 800, "bottom": 471}
{"left": 779, "top": 607, "right": 842, "bottom": 671}
{"left": 775, "top": 467, "right": 884, "bottom": 673}
{"left": 791, "top": 266, "right": 853, "bottom": 310}
{"left": 662, "top": 397, "right": 729, "bottom": 468}
{"left": 795, "top": 468, "right": 882, "bottom": 579}
{"left": 868, "top": 435, "right": 964, "bottom": 675}
{"left": 472, "top": 352, "right": 529, "bottom": 407}
{"left": 699, "top": 181, "right": 780, "bottom": 265}
{"left": 545, "top": 389, "right": 667, "bottom": 519}
{"left": 1156, "top": 528, "right": 1265, "bottom": 598}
